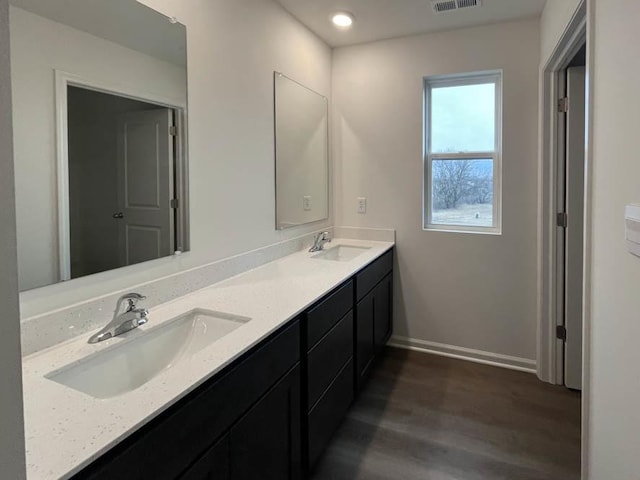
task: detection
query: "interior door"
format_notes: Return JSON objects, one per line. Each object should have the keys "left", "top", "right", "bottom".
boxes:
{"left": 116, "top": 108, "right": 175, "bottom": 267}
{"left": 564, "top": 66, "right": 586, "bottom": 390}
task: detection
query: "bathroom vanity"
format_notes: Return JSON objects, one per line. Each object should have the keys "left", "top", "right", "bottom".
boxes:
{"left": 9, "top": 2, "right": 393, "bottom": 477}
{"left": 22, "top": 240, "right": 394, "bottom": 479}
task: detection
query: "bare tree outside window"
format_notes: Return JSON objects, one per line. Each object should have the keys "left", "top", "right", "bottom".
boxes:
{"left": 431, "top": 159, "right": 493, "bottom": 226}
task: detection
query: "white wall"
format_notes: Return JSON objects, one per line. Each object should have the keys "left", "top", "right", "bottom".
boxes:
{"left": 0, "top": 0, "right": 26, "bottom": 477}
{"left": 333, "top": 19, "right": 540, "bottom": 365}
{"left": 588, "top": 0, "right": 640, "bottom": 477}
{"left": 18, "top": 0, "right": 332, "bottom": 317}
{"left": 540, "top": 0, "right": 583, "bottom": 66}
{"left": 10, "top": 6, "right": 187, "bottom": 291}
{"left": 137, "top": 0, "right": 332, "bottom": 253}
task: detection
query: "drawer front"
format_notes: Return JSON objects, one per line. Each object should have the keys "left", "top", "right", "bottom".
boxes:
{"left": 307, "top": 311, "right": 353, "bottom": 410}
{"left": 356, "top": 249, "right": 393, "bottom": 300}
{"left": 77, "top": 321, "right": 301, "bottom": 480}
{"left": 180, "top": 434, "right": 229, "bottom": 480}
{"left": 356, "top": 291, "right": 375, "bottom": 389}
{"left": 307, "top": 281, "right": 353, "bottom": 348}
{"left": 307, "top": 358, "right": 354, "bottom": 469}
{"left": 373, "top": 274, "right": 392, "bottom": 352}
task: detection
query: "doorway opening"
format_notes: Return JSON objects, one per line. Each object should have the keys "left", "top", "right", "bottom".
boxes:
{"left": 67, "top": 86, "right": 180, "bottom": 280}
{"left": 538, "top": 0, "right": 593, "bottom": 475}
{"left": 557, "top": 45, "right": 587, "bottom": 391}
{"left": 538, "top": 1, "right": 589, "bottom": 387}
{"left": 55, "top": 72, "right": 188, "bottom": 282}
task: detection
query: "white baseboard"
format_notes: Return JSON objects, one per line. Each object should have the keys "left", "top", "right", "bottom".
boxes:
{"left": 388, "top": 336, "right": 537, "bottom": 374}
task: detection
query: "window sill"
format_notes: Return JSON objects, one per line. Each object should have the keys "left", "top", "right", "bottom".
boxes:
{"left": 422, "top": 225, "right": 502, "bottom": 236}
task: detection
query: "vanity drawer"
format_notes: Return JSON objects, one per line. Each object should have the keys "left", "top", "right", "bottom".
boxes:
{"left": 307, "top": 310, "right": 353, "bottom": 410}
{"left": 307, "top": 358, "right": 354, "bottom": 469}
{"left": 307, "top": 281, "right": 353, "bottom": 348}
{"left": 356, "top": 249, "right": 393, "bottom": 300}
{"left": 180, "top": 434, "right": 230, "bottom": 480}
{"left": 76, "top": 320, "right": 300, "bottom": 480}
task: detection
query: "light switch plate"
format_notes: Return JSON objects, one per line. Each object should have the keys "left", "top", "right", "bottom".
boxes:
{"left": 625, "top": 204, "right": 640, "bottom": 256}
{"left": 303, "top": 196, "right": 312, "bottom": 211}
{"left": 357, "top": 197, "right": 367, "bottom": 214}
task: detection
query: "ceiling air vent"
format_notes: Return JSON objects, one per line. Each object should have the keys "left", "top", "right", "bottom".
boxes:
{"left": 432, "top": 0, "right": 457, "bottom": 12}
{"left": 431, "top": 0, "right": 482, "bottom": 13}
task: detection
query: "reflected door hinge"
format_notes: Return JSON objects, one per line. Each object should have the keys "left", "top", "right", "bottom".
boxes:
{"left": 558, "top": 97, "right": 569, "bottom": 113}
{"left": 169, "top": 126, "right": 177, "bottom": 136}
{"left": 170, "top": 198, "right": 179, "bottom": 209}
{"left": 557, "top": 212, "right": 568, "bottom": 228}
{"left": 556, "top": 325, "right": 567, "bottom": 341}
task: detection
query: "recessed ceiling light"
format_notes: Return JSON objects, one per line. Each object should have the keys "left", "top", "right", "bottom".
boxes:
{"left": 331, "top": 12, "right": 355, "bottom": 29}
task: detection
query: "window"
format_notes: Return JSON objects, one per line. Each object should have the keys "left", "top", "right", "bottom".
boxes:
{"left": 423, "top": 72, "right": 502, "bottom": 233}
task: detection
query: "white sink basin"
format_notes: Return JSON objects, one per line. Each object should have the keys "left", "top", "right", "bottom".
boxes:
{"left": 312, "top": 244, "right": 371, "bottom": 262}
{"left": 46, "top": 309, "right": 250, "bottom": 399}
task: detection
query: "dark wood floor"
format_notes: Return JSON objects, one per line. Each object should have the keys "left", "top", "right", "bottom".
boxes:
{"left": 311, "top": 348, "right": 581, "bottom": 480}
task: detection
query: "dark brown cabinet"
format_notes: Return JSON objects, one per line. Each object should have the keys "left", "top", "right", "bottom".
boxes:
{"left": 180, "top": 435, "right": 229, "bottom": 480}
{"left": 74, "top": 322, "right": 301, "bottom": 480}
{"left": 229, "top": 366, "right": 302, "bottom": 480}
{"left": 304, "top": 280, "right": 355, "bottom": 471}
{"left": 179, "top": 366, "right": 301, "bottom": 480}
{"left": 355, "top": 250, "right": 393, "bottom": 391}
{"left": 307, "top": 310, "right": 353, "bottom": 409}
{"left": 307, "top": 359, "right": 354, "bottom": 468}
{"left": 356, "top": 290, "right": 375, "bottom": 386}
{"left": 373, "top": 274, "right": 393, "bottom": 353}
{"left": 73, "top": 248, "right": 394, "bottom": 480}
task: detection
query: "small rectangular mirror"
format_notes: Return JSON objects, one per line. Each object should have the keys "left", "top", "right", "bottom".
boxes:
{"left": 274, "top": 72, "right": 329, "bottom": 230}
{"left": 9, "top": 0, "right": 189, "bottom": 291}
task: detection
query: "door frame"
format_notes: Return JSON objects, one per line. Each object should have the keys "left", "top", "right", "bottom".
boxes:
{"left": 54, "top": 70, "right": 188, "bottom": 281}
{"left": 538, "top": 1, "right": 587, "bottom": 384}
{"left": 537, "top": 0, "right": 594, "bottom": 476}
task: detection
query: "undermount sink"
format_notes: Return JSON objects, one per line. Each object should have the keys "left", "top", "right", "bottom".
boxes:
{"left": 46, "top": 309, "right": 251, "bottom": 399}
{"left": 312, "top": 244, "right": 371, "bottom": 262}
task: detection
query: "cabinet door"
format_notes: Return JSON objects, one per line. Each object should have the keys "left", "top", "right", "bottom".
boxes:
{"left": 180, "top": 435, "right": 229, "bottom": 480}
{"left": 356, "top": 291, "right": 374, "bottom": 388}
{"left": 229, "top": 366, "right": 302, "bottom": 480}
{"left": 373, "top": 274, "right": 392, "bottom": 352}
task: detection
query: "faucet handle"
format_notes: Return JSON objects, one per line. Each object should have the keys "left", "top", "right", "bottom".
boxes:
{"left": 122, "top": 292, "right": 146, "bottom": 301}
{"left": 115, "top": 292, "right": 146, "bottom": 314}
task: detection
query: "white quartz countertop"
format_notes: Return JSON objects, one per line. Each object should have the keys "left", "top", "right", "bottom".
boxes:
{"left": 22, "top": 238, "right": 394, "bottom": 480}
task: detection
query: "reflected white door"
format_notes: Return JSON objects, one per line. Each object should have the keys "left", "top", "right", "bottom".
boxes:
{"left": 116, "top": 109, "right": 175, "bottom": 267}
{"left": 564, "top": 66, "right": 586, "bottom": 390}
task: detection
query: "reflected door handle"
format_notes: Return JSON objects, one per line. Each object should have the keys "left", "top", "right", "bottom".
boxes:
{"left": 112, "top": 212, "right": 124, "bottom": 219}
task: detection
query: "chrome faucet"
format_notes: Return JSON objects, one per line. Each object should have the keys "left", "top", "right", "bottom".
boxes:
{"left": 88, "top": 293, "right": 149, "bottom": 344}
{"left": 309, "top": 231, "right": 332, "bottom": 252}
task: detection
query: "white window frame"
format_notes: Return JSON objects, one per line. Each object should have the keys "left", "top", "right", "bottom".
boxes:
{"left": 423, "top": 71, "right": 503, "bottom": 235}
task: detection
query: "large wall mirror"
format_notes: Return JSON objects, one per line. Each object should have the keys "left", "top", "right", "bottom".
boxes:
{"left": 9, "top": 0, "right": 189, "bottom": 292}
{"left": 275, "top": 72, "right": 329, "bottom": 230}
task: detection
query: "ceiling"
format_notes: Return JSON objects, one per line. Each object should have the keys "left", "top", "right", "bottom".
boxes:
{"left": 276, "top": 0, "right": 546, "bottom": 47}
{"left": 10, "top": 0, "right": 186, "bottom": 66}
